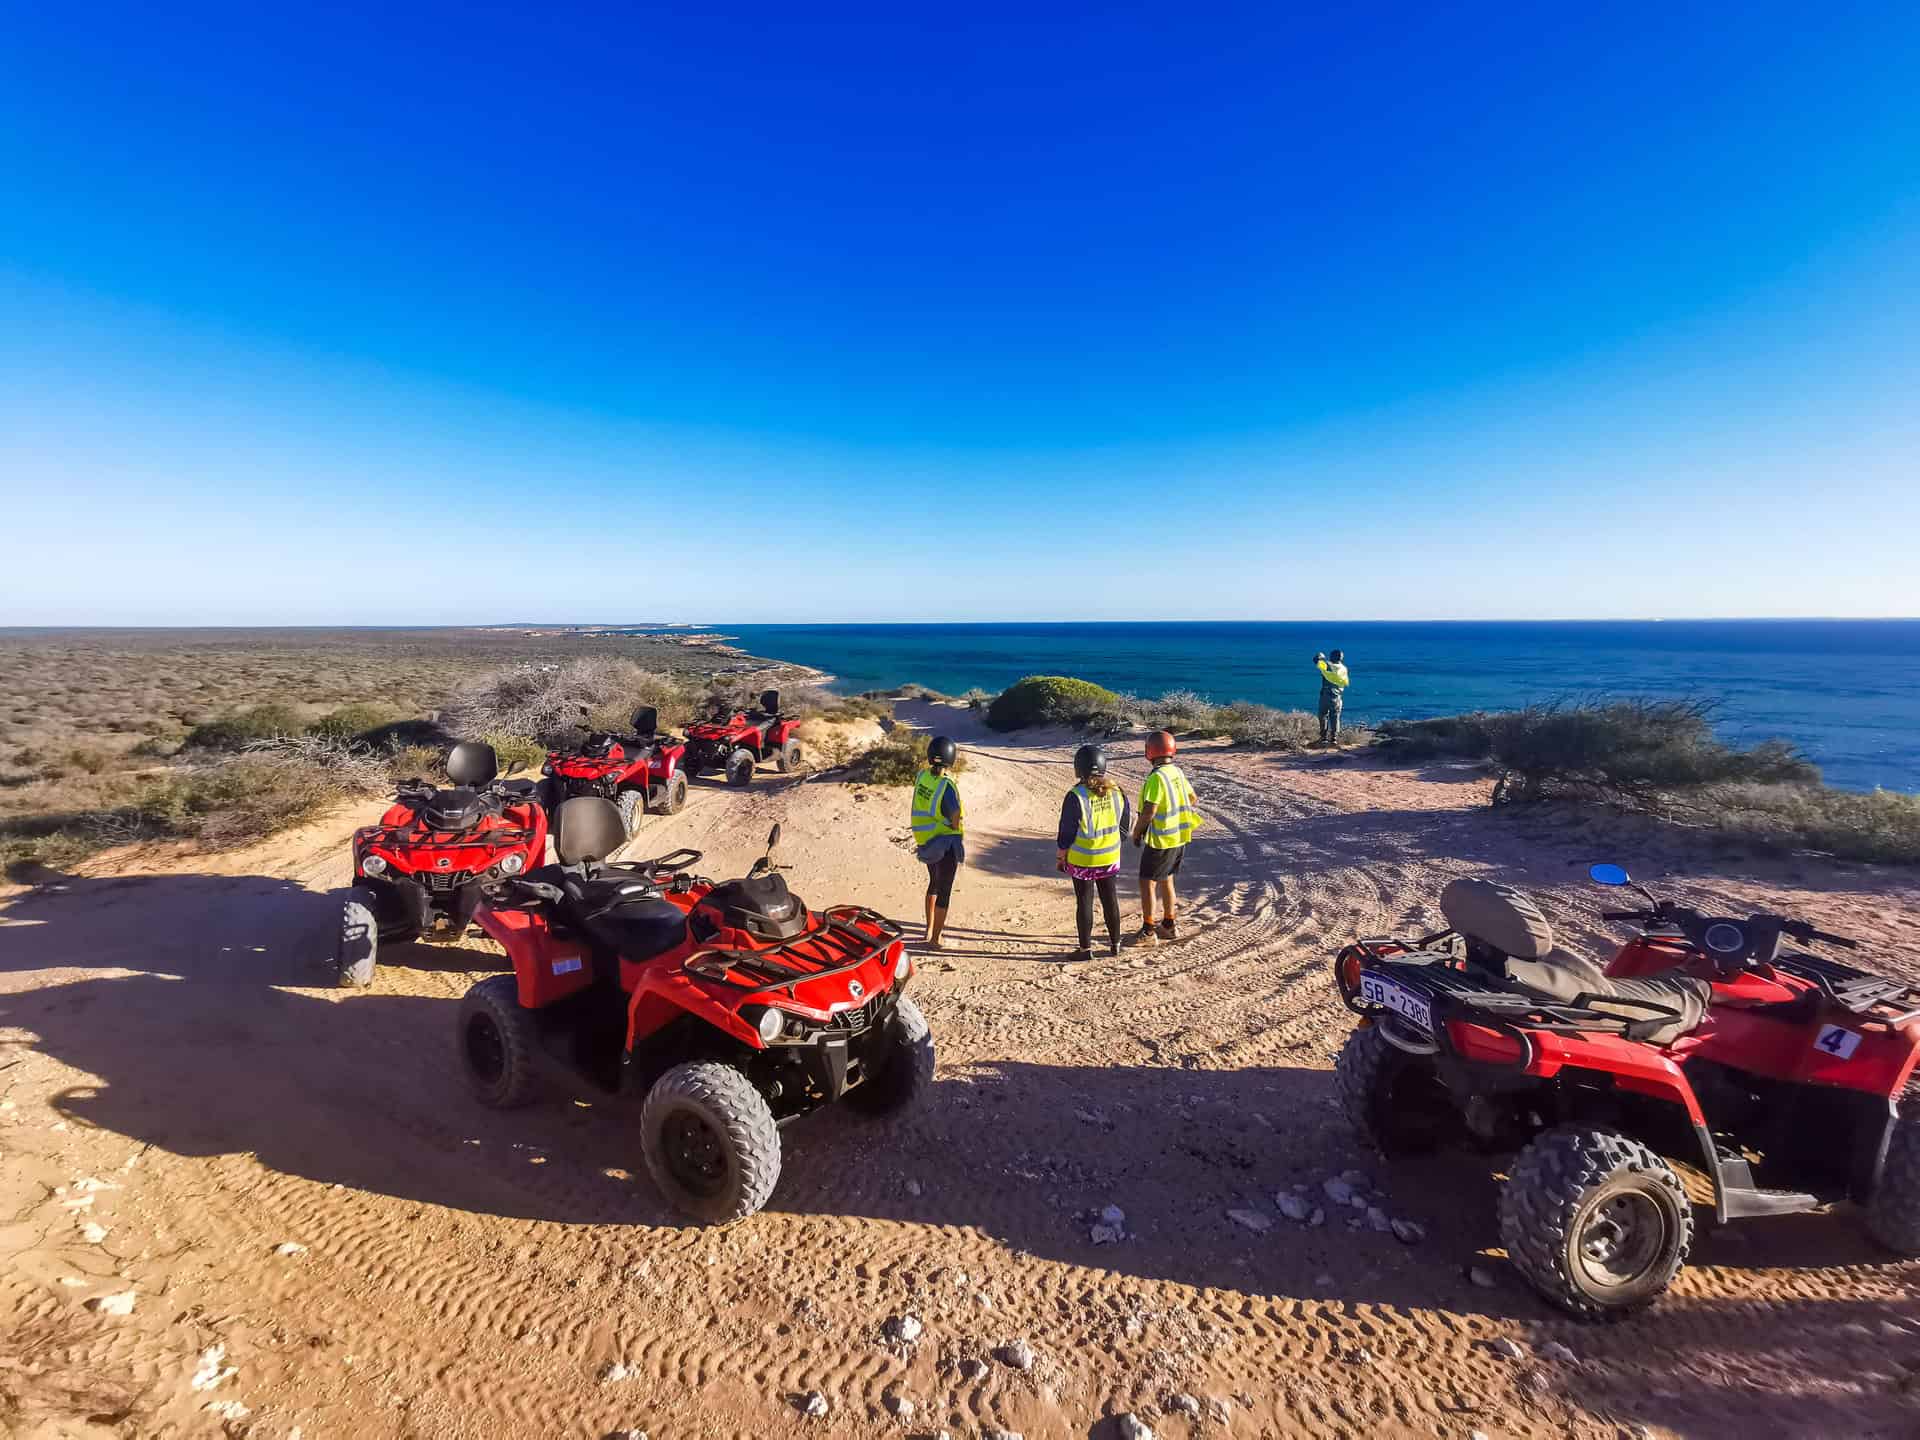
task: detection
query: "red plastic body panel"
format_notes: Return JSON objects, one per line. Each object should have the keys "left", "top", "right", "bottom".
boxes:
{"left": 1516, "top": 1027, "right": 1709, "bottom": 1124}
{"left": 350, "top": 799, "right": 548, "bottom": 899}
{"left": 475, "top": 878, "right": 909, "bottom": 1058}
{"left": 477, "top": 905, "right": 593, "bottom": 1007}
{"left": 546, "top": 739, "right": 685, "bottom": 789}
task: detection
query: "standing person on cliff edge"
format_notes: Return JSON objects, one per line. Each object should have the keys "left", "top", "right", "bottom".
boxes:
{"left": 1056, "top": 744, "right": 1131, "bottom": 960}
{"left": 1315, "top": 649, "right": 1350, "bottom": 745}
{"left": 909, "top": 735, "right": 964, "bottom": 950}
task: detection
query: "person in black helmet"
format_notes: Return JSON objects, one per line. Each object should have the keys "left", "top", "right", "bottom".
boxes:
{"left": 1056, "top": 743, "right": 1131, "bottom": 960}
{"left": 909, "top": 735, "right": 964, "bottom": 950}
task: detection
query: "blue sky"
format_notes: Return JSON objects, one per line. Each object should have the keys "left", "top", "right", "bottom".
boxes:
{"left": 2, "top": 1, "right": 1917, "bottom": 624}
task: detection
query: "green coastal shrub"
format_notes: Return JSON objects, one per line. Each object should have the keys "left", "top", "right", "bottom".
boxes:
{"left": 184, "top": 703, "right": 303, "bottom": 751}
{"left": 844, "top": 726, "right": 970, "bottom": 786}
{"left": 985, "top": 675, "right": 1122, "bottom": 732}
{"left": 479, "top": 732, "right": 546, "bottom": 775}
{"left": 308, "top": 702, "right": 405, "bottom": 742}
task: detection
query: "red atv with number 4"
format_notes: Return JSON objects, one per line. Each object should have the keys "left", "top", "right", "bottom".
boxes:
{"left": 462, "top": 798, "right": 931, "bottom": 1223}
{"left": 1333, "top": 863, "right": 1920, "bottom": 1319}
{"left": 541, "top": 705, "right": 690, "bottom": 838}
{"left": 682, "top": 689, "right": 802, "bottom": 787}
{"left": 338, "top": 742, "right": 547, "bottom": 987}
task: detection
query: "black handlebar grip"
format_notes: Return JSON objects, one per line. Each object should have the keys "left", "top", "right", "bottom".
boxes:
{"left": 1601, "top": 910, "right": 1649, "bottom": 922}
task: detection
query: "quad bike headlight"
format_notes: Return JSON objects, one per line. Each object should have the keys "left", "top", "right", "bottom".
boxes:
{"left": 360, "top": 854, "right": 387, "bottom": 877}
{"left": 744, "top": 1006, "right": 785, "bottom": 1044}
{"left": 497, "top": 852, "right": 526, "bottom": 876}
{"left": 892, "top": 947, "right": 911, "bottom": 982}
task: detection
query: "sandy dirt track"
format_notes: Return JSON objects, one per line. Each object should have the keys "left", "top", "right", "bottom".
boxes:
{"left": 3, "top": 701, "right": 1919, "bottom": 1439}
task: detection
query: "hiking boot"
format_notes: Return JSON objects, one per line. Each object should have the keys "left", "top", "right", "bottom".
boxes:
{"left": 1158, "top": 918, "right": 1178, "bottom": 942}
{"left": 1136, "top": 923, "right": 1160, "bottom": 947}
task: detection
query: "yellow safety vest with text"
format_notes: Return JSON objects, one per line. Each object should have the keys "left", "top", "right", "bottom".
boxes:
{"left": 1317, "top": 661, "right": 1350, "bottom": 689}
{"left": 1066, "top": 784, "right": 1124, "bottom": 869}
{"left": 1140, "top": 763, "right": 1202, "bottom": 849}
{"left": 910, "top": 769, "right": 963, "bottom": 846}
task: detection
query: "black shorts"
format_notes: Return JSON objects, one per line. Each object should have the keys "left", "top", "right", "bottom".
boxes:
{"left": 1139, "top": 844, "right": 1185, "bottom": 880}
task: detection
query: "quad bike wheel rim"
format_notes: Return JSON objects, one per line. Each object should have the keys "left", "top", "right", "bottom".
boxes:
{"left": 1572, "top": 1188, "right": 1668, "bottom": 1294}
{"left": 464, "top": 1014, "right": 507, "bottom": 1086}
{"left": 662, "top": 1109, "right": 729, "bottom": 1198}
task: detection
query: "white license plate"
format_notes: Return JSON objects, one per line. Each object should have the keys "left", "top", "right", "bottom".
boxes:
{"left": 1360, "top": 973, "right": 1432, "bottom": 1033}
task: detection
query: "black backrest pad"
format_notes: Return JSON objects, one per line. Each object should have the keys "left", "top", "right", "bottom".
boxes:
{"left": 446, "top": 741, "right": 499, "bottom": 786}
{"left": 631, "top": 706, "right": 658, "bottom": 737}
{"left": 759, "top": 689, "right": 780, "bottom": 715}
{"left": 555, "top": 796, "right": 626, "bottom": 864}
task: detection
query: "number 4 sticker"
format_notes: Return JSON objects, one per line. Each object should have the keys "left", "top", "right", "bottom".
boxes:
{"left": 1815, "top": 1024, "right": 1861, "bottom": 1060}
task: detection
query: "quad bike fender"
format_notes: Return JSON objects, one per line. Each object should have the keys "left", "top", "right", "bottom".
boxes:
{"left": 770, "top": 719, "right": 801, "bottom": 746}
{"left": 627, "top": 970, "right": 763, "bottom": 1053}
{"left": 1678, "top": 1003, "right": 1920, "bottom": 1099}
{"left": 477, "top": 907, "right": 593, "bottom": 1009}
{"left": 1520, "top": 1028, "right": 1710, "bottom": 1128}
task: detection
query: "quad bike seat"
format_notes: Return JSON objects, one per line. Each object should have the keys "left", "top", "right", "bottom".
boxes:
{"left": 1442, "top": 878, "right": 1709, "bottom": 1045}
{"left": 520, "top": 862, "right": 690, "bottom": 962}
{"left": 704, "top": 871, "right": 808, "bottom": 941}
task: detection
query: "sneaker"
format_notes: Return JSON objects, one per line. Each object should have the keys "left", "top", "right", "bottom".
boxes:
{"left": 1069, "top": 947, "right": 1092, "bottom": 963}
{"left": 1158, "top": 918, "right": 1178, "bottom": 941}
{"left": 1136, "top": 924, "right": 1160, "bottom": 947}
{"left": 1107, "top": 936, "right": 1122, "bottom": 958}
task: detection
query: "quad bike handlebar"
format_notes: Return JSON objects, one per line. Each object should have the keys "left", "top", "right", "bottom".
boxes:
{"left": 1603, "top": 899, "right": 1857, "bottom": 973}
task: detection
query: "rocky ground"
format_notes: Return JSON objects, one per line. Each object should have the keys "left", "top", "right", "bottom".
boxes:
{"left": 2, "top": 700, "right": 1918, "bottom": 1438}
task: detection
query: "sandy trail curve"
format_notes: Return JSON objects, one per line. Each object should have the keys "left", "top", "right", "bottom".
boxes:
{"left": 3, "top": 701, "right": 1918, "bottom": 1439}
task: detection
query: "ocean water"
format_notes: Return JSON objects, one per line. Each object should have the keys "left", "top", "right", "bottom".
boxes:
{"left": 706, "top": 621, "right": 1920, "bottom": 793}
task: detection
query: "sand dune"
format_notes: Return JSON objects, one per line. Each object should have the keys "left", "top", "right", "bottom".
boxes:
{"left": 3, "top": 700, "right": 1918, "bottom": 1438}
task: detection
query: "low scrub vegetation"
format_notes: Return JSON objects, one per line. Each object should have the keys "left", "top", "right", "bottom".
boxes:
{"left": 443, "top": 659, "right": 698, "bottom": 746}
{"left": 184, "top": 703, "right": 304, "bottom": 751}
{"left": 841, "top": 725, "right": 970, "bottom": 786}
{"left": 1375, "top": 699, "right": 1913, "bottom": 862}
{"left": 985, "top": 675, "right": 1123, "bottom": 731}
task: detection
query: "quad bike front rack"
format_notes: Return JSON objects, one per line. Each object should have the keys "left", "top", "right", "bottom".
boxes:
{"left": 684, "top": 906, "right": 904, "bottom": 997}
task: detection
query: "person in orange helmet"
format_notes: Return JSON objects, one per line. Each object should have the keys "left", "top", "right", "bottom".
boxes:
{"left": 1129, "top": 730, "right": 1203, "bottom": 945}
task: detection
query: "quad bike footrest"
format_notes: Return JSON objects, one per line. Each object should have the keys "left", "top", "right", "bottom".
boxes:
{"left": 1715, "top": 1150, "right": 1821, "bottom": 1220}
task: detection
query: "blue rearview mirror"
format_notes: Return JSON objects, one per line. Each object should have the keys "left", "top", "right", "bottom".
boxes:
{"left": 1588, "top": 863, "right": 1631, "bottom": 887}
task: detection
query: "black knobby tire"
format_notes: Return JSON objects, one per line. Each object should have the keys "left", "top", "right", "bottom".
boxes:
{"left": 725, "top": 748, "right": 756, "bottom": 787}
{"left": 337, "top": 895, "right": 378, "bottom": 988}
{"left": 457, "top": 975, "right": 539, "bottom": 1109}
{"left": 1499, "top": 1126, "right": 1693, "bottom": 1320}
{"left": 616, "top": 787, "right": 645, "bottom": 837}
{"left": 847, "top": 995, "right": 935, "bottom": 1117}
{"left": 1866, "top": 1081, "right": 1920, "bottom": 1254}
{"left": 640, "top": 1062, "right": 781, "bottom": 1223}
{"left": 658, "top": 771, "right": 689, "bottom": 815}
{"left": 777, "top": 738, "right": 802, "bottom": 774}
{"left": 1334, "top": 1023, "right": 1456, "bottom": 1156}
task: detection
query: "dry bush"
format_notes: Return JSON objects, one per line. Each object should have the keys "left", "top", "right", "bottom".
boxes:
{"left": 184, "top": 702, "right": 304, "bottom": 751}
{"left": 1676, "top": 783, "right": 1920, "bottom": 864}
{"left": 308, "top": 702, "right": 406, "bottom": 742}
{"left": 243, "top": 734, "right": 396, "bottom": 796}
{"left": 389, "top": 744, "right": 444, "bottom": 784}
{"left": 442, "top": 659, "right": 697, "bottom": 745}
{"left": 843, "top": 727, "right": 969, "bottom": 786}
{"left": 1210, "top": 702, "right": 1321, "bottom": 749}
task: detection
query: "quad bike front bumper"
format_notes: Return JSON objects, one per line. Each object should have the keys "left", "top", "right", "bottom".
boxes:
{"left": 749, "top": 989, "right": 904, "bottom": 1115}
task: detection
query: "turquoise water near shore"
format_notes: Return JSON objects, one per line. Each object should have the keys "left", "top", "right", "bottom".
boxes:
{"left": 705, "top": 621, "right": 1920, "bottom": 793}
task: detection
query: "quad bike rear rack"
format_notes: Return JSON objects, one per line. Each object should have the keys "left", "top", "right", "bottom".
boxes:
{"left": 1335, "top": 938, "right": 1685, "bottom": 1052}
{"left": 685, "top": 906, "right": 904, "bottom": 997}
{"left": 364, "top": 822, "right": 538, "bottom": 850}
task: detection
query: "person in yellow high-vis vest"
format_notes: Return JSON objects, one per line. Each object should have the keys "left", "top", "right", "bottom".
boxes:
{"left": 1055, "top": 744, "right": 1131, "bottom": 960}
{"left": 1315, "top": 649, "right": 1350, "bottom": 745}
{"left": 909, "top": 735, "right": 964, "bottom": 949}
{"left": 1130, "top": 730, "right": 1203, "bottom": 946}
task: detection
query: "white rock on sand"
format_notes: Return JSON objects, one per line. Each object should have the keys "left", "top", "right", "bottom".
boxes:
{"left": 86, "top": 1291, "right": 136, "bottom": 1316}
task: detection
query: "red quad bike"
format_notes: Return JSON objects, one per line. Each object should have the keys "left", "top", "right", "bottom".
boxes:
{"left": 1333, "top": 862, "right": 1920, "bottom": 1320}
{"left": 541, "top": 704, "right": 690, "bottom": 838}
{"left": 682, "top": 689, "right": 803, "bottom": 787}
{"left": 338, "top": 742, "right": 548, "bottom": 988}
{"left": 461, "top": 798, "right": 932, "bottom": 1223}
